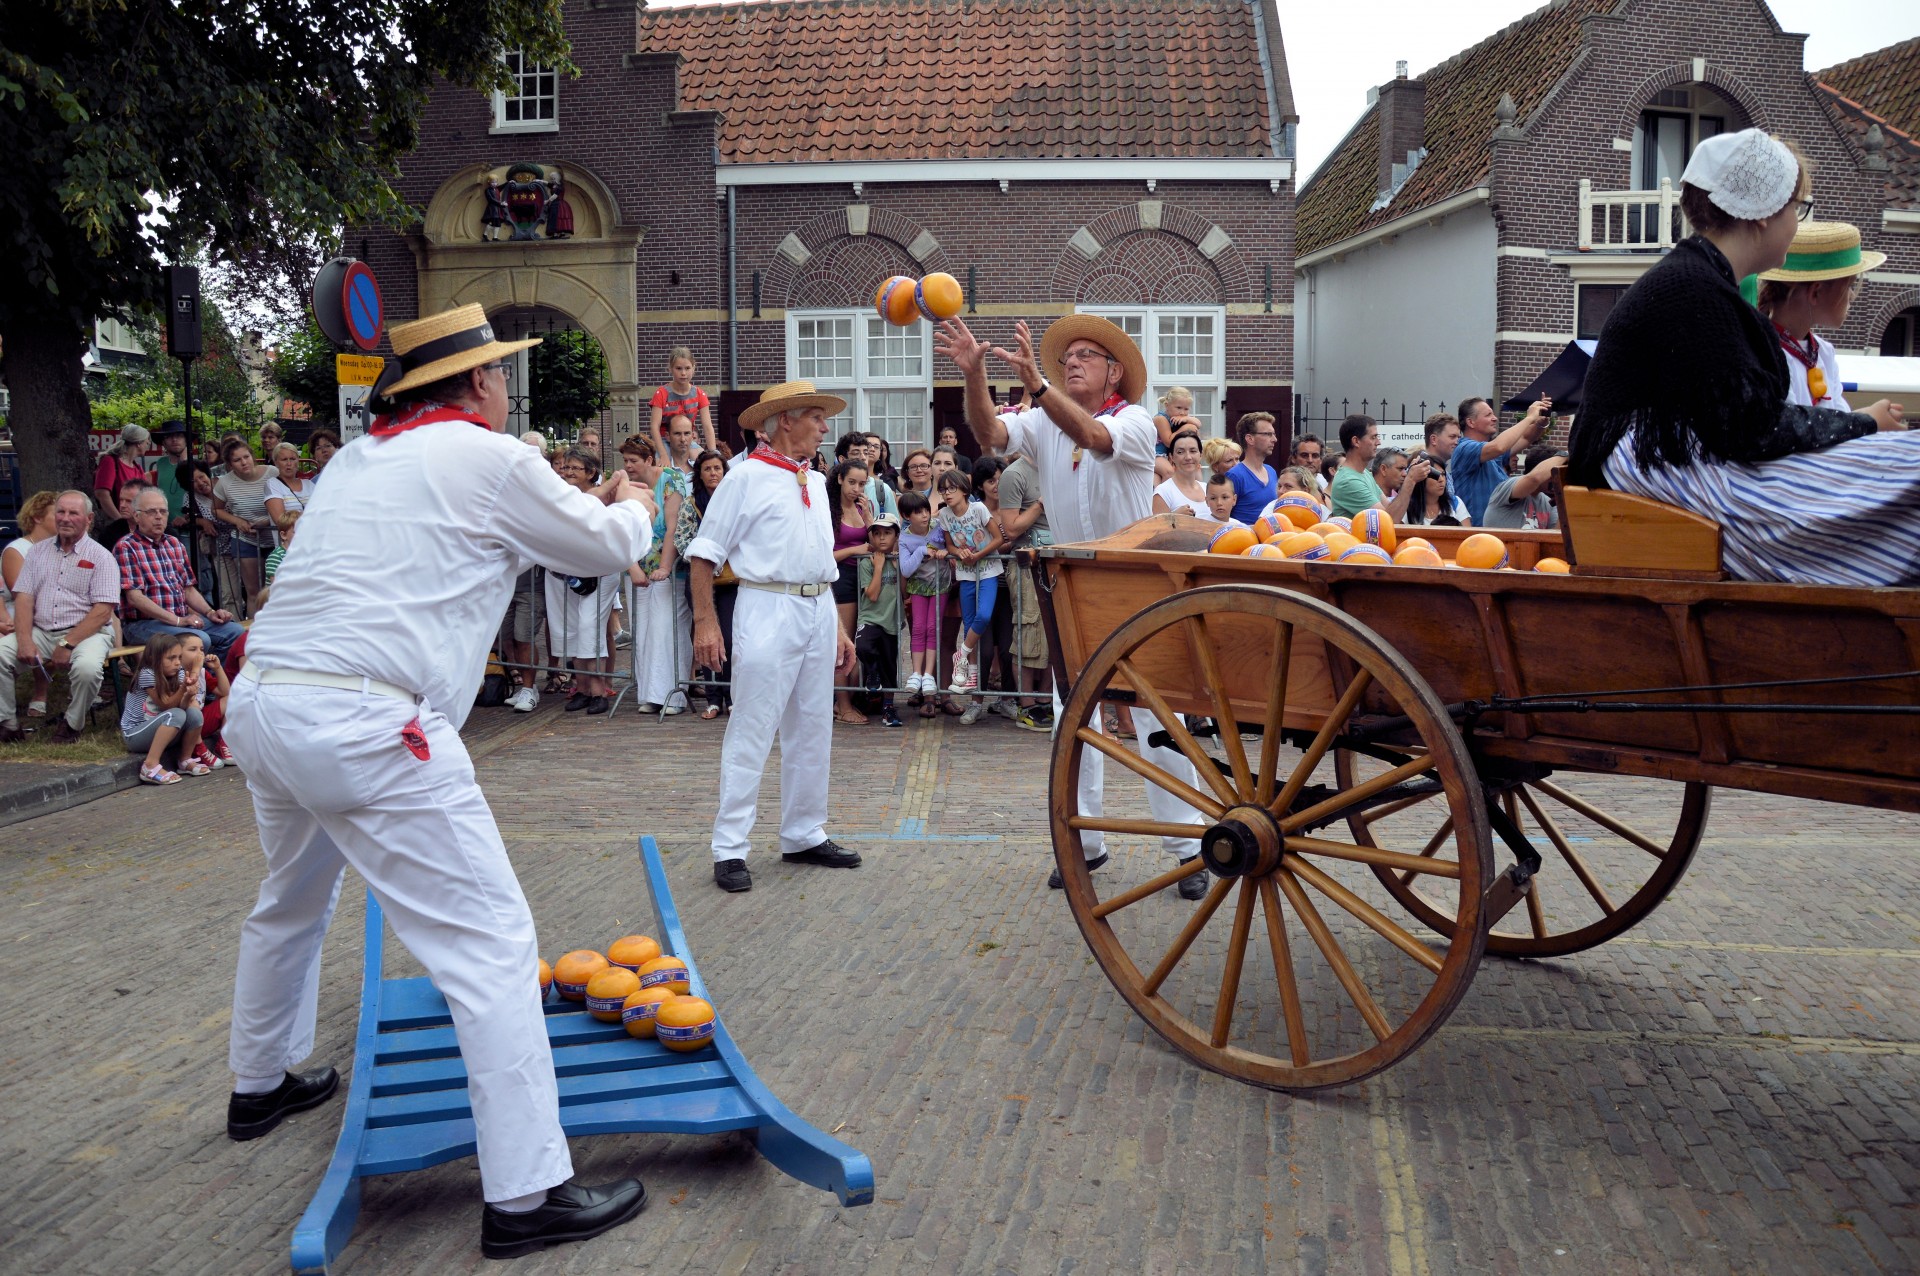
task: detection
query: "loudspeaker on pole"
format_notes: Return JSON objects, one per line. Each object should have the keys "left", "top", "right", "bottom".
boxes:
{"left": 165, "top": 266, "right": 203, "bottom": 359}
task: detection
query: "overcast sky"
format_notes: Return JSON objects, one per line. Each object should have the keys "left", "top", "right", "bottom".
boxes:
{"left": 1288, "top": 0, "right": 1916, "bottom": 181}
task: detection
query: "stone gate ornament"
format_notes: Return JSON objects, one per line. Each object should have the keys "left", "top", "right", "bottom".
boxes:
{"left": 482, "top": 163, "right": 575, "bottom": 241}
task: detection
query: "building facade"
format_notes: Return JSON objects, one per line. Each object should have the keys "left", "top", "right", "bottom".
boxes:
{"left": 363, "top": 0, "right": 1301, "bottom": 453}
{"left": 1293, "top": 0, "right": 1920, "bottom": 449}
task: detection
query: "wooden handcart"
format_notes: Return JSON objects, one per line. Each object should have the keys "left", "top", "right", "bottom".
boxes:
{"left": 1029, "top": 505, "right": 1920, "bottom": 1091}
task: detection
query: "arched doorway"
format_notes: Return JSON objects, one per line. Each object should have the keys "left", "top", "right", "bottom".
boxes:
{"left": 491, "top": 306, "right": 615, "bottom": 448}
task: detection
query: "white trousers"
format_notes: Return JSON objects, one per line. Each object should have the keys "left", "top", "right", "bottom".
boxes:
{"left": 630, "top": 576, "right": 690, "bottom": 709}
{"left": 711, "top": 589, "right": 835, "bottom": 861}
{"left": 0, "top": 626, "right": 113, "bottom": 730}
{"left": 225, "top": 678, "right": 570, "bottom": 1203}
{"left": 1054, "top": 684, "right": 1204, "bottom": 861}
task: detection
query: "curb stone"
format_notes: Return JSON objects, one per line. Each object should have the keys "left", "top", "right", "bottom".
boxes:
{"left": 0, "top": 755, "right": 143, "bottom": 829}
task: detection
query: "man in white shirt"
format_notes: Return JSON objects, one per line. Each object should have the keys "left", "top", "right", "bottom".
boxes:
{"left": 936, "top": 314, "right": 1208, "bottom": 899}
{"left": 688, "top": 381, "right": 861, "bottom": 893}
{"left": 223, "top": 304, "right": 657, "bottom": 1259}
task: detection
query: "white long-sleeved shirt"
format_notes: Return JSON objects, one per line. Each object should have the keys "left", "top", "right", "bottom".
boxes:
{"left": 999, "top": 401, "right": 1158, "bottom": 544}
{"left": 684, "top": 454, "right": 836, "bottom": 586}
{"left": 246, "top": 421, "right": 651, "bottom": 725}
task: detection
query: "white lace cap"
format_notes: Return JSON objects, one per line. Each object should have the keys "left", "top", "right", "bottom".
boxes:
{"left": 1680, "top": 129, "right": 1797, "bottom": 221}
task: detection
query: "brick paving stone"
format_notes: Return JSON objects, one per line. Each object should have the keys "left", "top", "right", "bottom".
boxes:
{"left": 2, "top": 706, "right": 1920, "bottom": 1273}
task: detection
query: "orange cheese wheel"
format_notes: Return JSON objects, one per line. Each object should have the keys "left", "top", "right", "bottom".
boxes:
{"left": 654, "top": 996, "right": 717, "bottom": 1052}
{"left": 1321, "top": 531, "right": 1360, "bottom": 558}
{"left": 584, "top": 967, "right": 642, "bottom": 1022}
{"left": 1392, "top": 544, "right": 1445, "bottom": 568}
{"left": 1534, "top": 556, "right": 1571, "bottom": 574}
{"left": 1271, "top": 492, "right": 1324, "bottom": 530}
{"left": 621, "top": 986, "right": 677, "bottom": 1038}
{"left": 1349, "top": 508, "right": 1397, "bottom": 553}
{"left": 537, "top": 958, "right": 553, "bottom": 999}
{"left": 1337, "top": 543, "right": 1393, "bottom": 565}
{"left": 1307, "top": 522, "right": 1346, "bottom": 539}
{"left": 1251, "top": 512, "right": 1291, "bottom": 544}
{"left": 1400, "top": 537, "right": 1433, "bottom": 552}
{"left": 915, "top": 272, "right": 965, "bottom": 321}
{"left": 1241, "top": 542, "right": 1286, "bottom": 558}
{"left": 607, "top": 934, "right": 662, "bottom": 972}
{"left": 1208, "top": 524, "right": 1258, "bottom": 555}
{"left": 1455, "top": 533, "right": 1510, "bottom": 570}
{"left": 636, "top": 954, "right": 692, "bottom": 996}
{"left": 552, "top": 950, "right": 608, "bottom": 1002}
{"left": 875, "top": 276, "right": 918, "bottom": 325}
{"left": 1276, "top": 530, "right": 1329, "bottom": 561}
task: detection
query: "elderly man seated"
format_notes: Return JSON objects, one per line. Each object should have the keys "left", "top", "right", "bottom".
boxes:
{"left": 0, "top": 491, "right": 121, "bottom": 744}
{"left": 115, "top": 486, "right": 245, "bottom": 656}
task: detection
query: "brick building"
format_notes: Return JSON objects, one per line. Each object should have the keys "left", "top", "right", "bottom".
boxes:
{"left": 1291, "top": 0, "right": 1920, "bottom": 451}
{"left": 362, "top": 0, "right": 1300, "bottom": 452}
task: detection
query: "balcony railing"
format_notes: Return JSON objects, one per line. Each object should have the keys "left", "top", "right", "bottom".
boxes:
{"left": 1578, "top": 178, "right": 1687, "bottom": 250}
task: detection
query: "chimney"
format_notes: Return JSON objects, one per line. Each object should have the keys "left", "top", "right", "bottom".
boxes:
{"left": 1376, "top": 63, "right": 1427, "bottom": 196}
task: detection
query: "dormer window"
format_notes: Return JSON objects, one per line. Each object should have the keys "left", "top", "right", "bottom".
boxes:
{"left": 492, "top": 50, "right": 557, "bottom": 134}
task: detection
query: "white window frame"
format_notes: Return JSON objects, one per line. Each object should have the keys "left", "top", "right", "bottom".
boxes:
{"left": 784, "top": 308, "right": 933, "bottom": 451}
{"left": 491, "top": 49, "right": 558, "bottom": 134}
{"left": 1076, "top": 304, "right": 1228, "bottom": 432}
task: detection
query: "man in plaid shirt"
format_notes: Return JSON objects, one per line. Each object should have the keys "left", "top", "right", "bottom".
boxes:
{"left": 115, "top": 488, "right": 243, "bottom": 657}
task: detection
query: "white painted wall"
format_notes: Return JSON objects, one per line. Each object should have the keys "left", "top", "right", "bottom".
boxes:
{"left": 1294, "top": 208, "right": 1497, "bottom": 452}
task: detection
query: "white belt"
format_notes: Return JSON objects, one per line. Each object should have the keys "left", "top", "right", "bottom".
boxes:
{"left": 737, "top": 580, "right": 831, "bottom": 597}
{"left": 240, "top": 665, "right": 415, "bottom": 701}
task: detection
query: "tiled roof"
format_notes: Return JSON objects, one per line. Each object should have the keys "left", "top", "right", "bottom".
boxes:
{"left": 1819, "top": 36, "right": 1920, "bottom": 143}
{"left": 1814, "top": 82, "right": 1920, "bottom": 212}
{"left": 1295, "top": 0, "right": 1608, "bottom": 257}
{"left": 635, "top": 0, "right": 1281, "bottom": 163}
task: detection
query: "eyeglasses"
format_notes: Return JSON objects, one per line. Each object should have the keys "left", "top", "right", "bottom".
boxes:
{"left": 1059, "top": 348, "right": 1117, "bottom": 367}
{"left": 1796, "top": 198, "right": 1815, "bottom": 223}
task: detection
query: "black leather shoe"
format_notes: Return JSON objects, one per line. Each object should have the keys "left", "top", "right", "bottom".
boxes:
{"left": 1177, "top": 861, "right": 1210, "bottom": 900}
{"left": 1048, "top": 851, "right": 1109, "bottom": 889}
{"left": 585, "top": 695, "right": 610, "bottom": 716}
{"left": 714, "top": 858, "right": 752, "bottom": 892}
{"left": 227, "top": 1066, "right": 340, "bottom": 1141}
{"left": 564, "top": 691, "right": 591, "bottom": 712}
{"left": 0, "top": 722, "right": 24, "bottom": 744}
{"left": 781, "top": 839, "right": 862, "bottom": 868}
{"left": 480, "top": 1178, "right": 647, "bottom": 1259}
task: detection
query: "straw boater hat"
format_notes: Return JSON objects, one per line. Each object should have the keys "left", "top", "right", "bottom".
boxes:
{"left": 737, "top": 380, "right": 848, "bottom": 433}
{"left": 373, "top": 303, "right": 542, "bottom": 405}
{"left": 1037, "top": 315, "right": 1148, "bottom": 404}
{"left": 1759, "top": 221, "right": 1887, "bottom": 284}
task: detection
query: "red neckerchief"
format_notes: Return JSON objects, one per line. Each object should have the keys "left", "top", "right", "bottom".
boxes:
{"left": 1772, "top": 323, "right": 1818, "bottom": 372}
{"left": 1072, "top": 394, "right": 1130, "bottom": 471}
{"left": 751, "top": 444, "right": 812, "bottom": 506}
{"left": 368, "top": 402, "right": 493, "bottom": 437}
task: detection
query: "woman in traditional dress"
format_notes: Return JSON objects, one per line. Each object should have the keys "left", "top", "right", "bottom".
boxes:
{"left": 1568, "top": 129, "right": 1909, "bottom": 585}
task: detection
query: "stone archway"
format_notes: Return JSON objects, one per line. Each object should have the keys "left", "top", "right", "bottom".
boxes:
{"left": 411, "top": 162, "right": 644, "bottom": 439}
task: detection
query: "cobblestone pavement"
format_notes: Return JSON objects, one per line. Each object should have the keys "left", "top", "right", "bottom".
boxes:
{"left": 3, "top": 702, "right": 1919, "bottom": 1275}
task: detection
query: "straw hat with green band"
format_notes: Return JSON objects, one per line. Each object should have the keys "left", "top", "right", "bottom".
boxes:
{"left": 1759, "top": 221, "right": 1887, "bottom": 284}
{"left": 372, "top": 303, "right": 542, "bottom": 406}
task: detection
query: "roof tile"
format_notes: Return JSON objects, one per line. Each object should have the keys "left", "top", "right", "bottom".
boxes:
{"left": 636, "top": 0, "right": 1275, "bottom": 163}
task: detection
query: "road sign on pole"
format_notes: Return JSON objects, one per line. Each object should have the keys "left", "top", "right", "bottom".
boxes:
{"left": 339, "top": 384, "right": 375, "bottom": 442}
{"left": 335, "top": 353, "right": 386, "bottom": 386}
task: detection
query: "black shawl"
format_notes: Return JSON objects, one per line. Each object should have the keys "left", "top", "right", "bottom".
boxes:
{"left": 1568, "top": 236, "right": 1874, "bottom": 487}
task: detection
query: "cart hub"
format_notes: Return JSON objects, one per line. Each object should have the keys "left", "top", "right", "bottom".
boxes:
{"left": 1201, "top": 805, "right": 1284, "bottom": 879}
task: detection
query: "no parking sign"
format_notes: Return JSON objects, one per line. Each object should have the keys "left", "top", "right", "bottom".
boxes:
{"left": 311, "top": 258, "right": 385, "bottom": 352}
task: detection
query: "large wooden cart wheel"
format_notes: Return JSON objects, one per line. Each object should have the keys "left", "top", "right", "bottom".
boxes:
{"left": 1335, "top": 747, "right": 1710, "bottom": 958}
{"left": 1050, "top": 585, "right": 1494, "bottom": 1091}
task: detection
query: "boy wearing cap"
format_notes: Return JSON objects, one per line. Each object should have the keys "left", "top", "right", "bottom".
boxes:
{"left": 1756, "top": 221, "right": 1886, "bottom": 412}
{"left": 856, "top": 514, "right": 904, "bottom": 728}
{"left": 1572, "top": 129, "right": 1912, "bottom": 586}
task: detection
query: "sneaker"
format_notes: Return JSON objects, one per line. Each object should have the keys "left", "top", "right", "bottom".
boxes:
{"left": 635, "top": 702, "right": 661, "bottom": 715}
{"left": 880, "top": 707, "right": 903, "bottom": 728}
{"left": 213, "top": 739, "right": 238, "bottom": 768}
{"left": 989, "top": 698, "right": 1019, "bottom": 721}
{"left": 508, "top": 686, "right": 539, "bottom": 713}
{"left": 613, "top": 629, "right": 633, "bottom": 650}
{"left": 714, "top": 859, "right": 753, "bottom": 892}
{"left": 661, "top": 703, "right": 685, "bottom": 717}
{"left": 949, "top": 654, "right": 971, "bottom": 693}
{"left": 1015, "top": 705, "right": 1054, "bottom": 733}
{"left": 194, "top": 744, "right": 224, "bottom": 771}
{"left": 24, "top": 700, "right": 46, "bottom": 719}
{"left": 959, "top": 701, "right": 985, "bottom": 725}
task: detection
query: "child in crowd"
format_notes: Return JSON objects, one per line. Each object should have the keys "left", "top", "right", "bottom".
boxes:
{"left": 897, "top": 491, "right": 949, "bottom": 717}
{"left": 262, "top": 510, "right": 298, "bottom": 586}
{"left": 648, "top": 345, "right": 716, "bottom": 452}
{"left": 1153, "top": 387, "right": 1197, "bottom": 482}
{"left": 933, "top": 469, "right": 1002, "bottom": 696}
{"left": 1204, "top": 473, "right": 1240, "bottom": 525}
{"left": 121, "top": 632, "right": 206, "bottom": 785}
{"left": 856, "top": 515, "right": 904, "bottom": 728}
{"left": 1203, "top": 436, "right": 1242, "bottom": 481}
{"left": 179, "top": 630, "right": 236, "bottom": 770}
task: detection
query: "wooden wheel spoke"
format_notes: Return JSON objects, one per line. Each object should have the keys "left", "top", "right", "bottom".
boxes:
{"left": 1531, "top": 778, "right": 1671, "bottom": 860}
{"left": 1281, "top": 754, "right": 1433, "bottom": 834}
{"left": 1258, "top": 877, "right": 1312, "bottom": 1066}
{"left": 1075, "top": 728, "right": 1226, "bottom": 822}
{"left": 1285, "top": 834, "right": 1462, "bottom": 879}
{"left": 1254, "top": 620, "right": 1294, "bottom": 807}
{"left": 1272, "top": 867, "right": 1393, "bottom": 1040}
{"left": 1070, "top": 816, "right": 1214, "bottom": 843}
{"left": 1398, "top": 815, "right": 1457, "bottom": 886}
{"left": 1516, "top": 786, "right": 1617, "bottom": 914}
{"left": 1270, "top": 669, "right": 1374, "bottom": 819}
{"left": 1357, "top": 788, "right": 1441, "bottom": 829}
{"left": 1283, "top": 854, "right": 1446, "bottom": 976}
{"left": 1210, "top": 880, "right": 1259, "bottom": 1048}
{"left": 1524, "top": 876, "right": 1548, "bottom": 938}
{"left": 1185, "top": 615, "right": 1255, "bottom": 799}
{"left": 1113, "top": 657, "right": 1240, "bottom": 810}
{"left": 1141, "top": 876, "right": 1236, "bottom": 997}
{"left": 1089, "top": 855, "right": 1210, "bottom": 920}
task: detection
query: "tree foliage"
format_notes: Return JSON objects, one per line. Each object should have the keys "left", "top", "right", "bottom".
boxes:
{"left": 0, "top": 0, "right": 572, "bottom": 494}
{"left": 530, "top": 328, "right": 611, "bottom": 436}
{"left": 90, "top": 299, "right": 265, "bottom": 423}
{"left": 269, "top": 322, "right": 345, "bottom": 429}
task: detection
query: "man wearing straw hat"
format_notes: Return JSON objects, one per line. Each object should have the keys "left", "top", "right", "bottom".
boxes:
{"left": 1755, "top": 221, "right": 1890, "bottom": 412}
{"left": 688, "top": 380, "right": 862, "bottom": 893}
{"left": 936, "top": 315, "right": 1208, "bottom": 899}
{"left": 222, "top": 303, "right": 657, "bottom": 1257}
